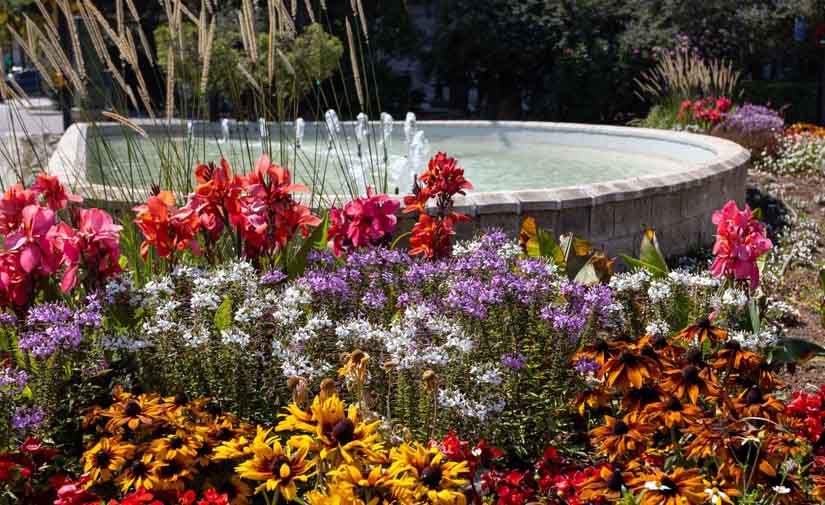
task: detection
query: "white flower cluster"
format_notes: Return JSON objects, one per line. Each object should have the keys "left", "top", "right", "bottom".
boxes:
{"left": 765, "top": 299, "right": 802, "bottom": 327}
{"left": 470, "top": 364, "right": 504, "bottom": 386}
{"left": 667, "top": 269, "right": 720, "bottom": 289}
{"left": 646, "top": 280, "right": 672, "bottom": 304}
{"left": 438, "top": 388, "right": 506, "bottom": 420}
{"left": 729, "top": 328, "right": 779, "bottom": 351}
{"left": 755, "top": 133, "right": 825, "bottom": 176}
{"left": 645, "top": 319, "right": 670, "bottom": 337}
{"left": 714, "top": 288, "right": 749, "bottom": 310}
{"left": 609, "top": 270, "right": 651, "bottom": 293}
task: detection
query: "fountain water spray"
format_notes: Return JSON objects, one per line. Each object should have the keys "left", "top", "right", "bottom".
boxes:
{"left": 404, "top": 112, "right": 416, "bottom": 147}
{"left": 380, "top": 112, "right": 393, "bottom": 164}
{"left": 325, "top": 109, "right": 341, "bottom": 142}
{"left": 391, "top": 128, "right": 428, "bottom": 194}
{"left": 355, "top": 112, "right": 368, "bottom": 158}
{"left": 295, "top": 118, "right": 305, "bottom": 148}
{"left": 187, "top": 120, "right": 193, "bottom": 140}
{"left": 258, "top": 118, "right": 267, "bottom": 140}
{"left": 220, "top": 118, "right": 230, "bottom": 144}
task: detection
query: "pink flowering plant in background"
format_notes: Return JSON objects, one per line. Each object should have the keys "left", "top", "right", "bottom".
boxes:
{"left": 327, "top": 187, "right": 400, "bottom": 256}
{"left": 0, "top": 173, "right": 122, "bottom": 308}
{"left": 710, "top": 199, "right": 772, "bottom": 290}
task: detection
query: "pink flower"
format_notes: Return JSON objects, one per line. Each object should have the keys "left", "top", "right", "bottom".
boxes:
{"left": 49, "top": 208, "right": 123, "bottom": 292}
{"left": 29, "top": 173, "right": 82, "bottom": 210}
{"left": 328, "top": 187, "right": 399, "bottom": 256}
{"left": 0, "top": 184, "right": 36, "bottom": 235}
{"left": 3, "top": 204, "right": 60, "bottom": 275}
{"left": 710, "top": 200, "right": 772, "bottom": 290}
{"left": 0, "top": 250, "right": 31, "bottom": 307}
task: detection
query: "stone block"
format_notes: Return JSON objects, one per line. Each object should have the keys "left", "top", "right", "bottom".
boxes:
{"left": 589, "top": 203, "right": 615, "bottom": 240}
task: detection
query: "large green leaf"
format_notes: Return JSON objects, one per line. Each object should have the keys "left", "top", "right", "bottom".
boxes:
{"left": 214, "top": 296, "right": 233, "bottom": 331}
{"left": 638, "top": 229, "right": 668, "bottom": 276}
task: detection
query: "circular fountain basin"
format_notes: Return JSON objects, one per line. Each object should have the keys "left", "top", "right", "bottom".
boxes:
{"left": 48, "top": 121, "right": 750, "bottom": 257}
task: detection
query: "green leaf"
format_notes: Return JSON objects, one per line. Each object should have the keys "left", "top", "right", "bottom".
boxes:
{"left": 770, "top": 337, "right": 825, "bottom": 365}
{"left": 638, "top": 229, "right": 668, "bottom": 276}
{"left": 287, "top": 215, "right": 328, "bottom": 280}
{"left": 748, "top": 299, "right": 761, "bottom": 334}
{"left": 214, "top": 296, "right": 233, "bottom": 331}
{"left": 619, "top": 254, "right": 667, "bottom": 276}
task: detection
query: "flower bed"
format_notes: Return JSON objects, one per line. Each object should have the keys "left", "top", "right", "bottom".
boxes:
{"left": 1, "top": 152, "right": 825, "bottom": 504}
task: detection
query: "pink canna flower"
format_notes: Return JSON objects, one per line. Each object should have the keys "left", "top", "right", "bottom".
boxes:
{"left": 328, "top": 187, "right": 399, "bottom": 256}
{"left": 709, "top": 200, "right": 772, "bottom": 290}
{"left": 0, "top": 184, "right": 37, "bottom": 235}
{"left": 29, "top": 173, "right": 82, "bottom": 210}
{"left": 50, "top": 208, "right": 123, "bottom": 292}
{"left": 3, "top": 204, "right": 60, "bottom": 275}
{"left": 0, "top": 250, "right": 31, "bottom": 308}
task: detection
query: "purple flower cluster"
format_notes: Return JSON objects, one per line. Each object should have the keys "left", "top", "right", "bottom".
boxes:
{"left": 18, "top": 296, "right": 103, "bottom": 358}
{"left": 0, "top": 366, "right": 28, "bottom": 397}
{"left": 719, "top": 104, "right": 783, "bottom": 135}
{"left": 541, "top": 282, "right": 616, "bottom": 342}
{"left": 261, "top": 270, "right": 287, "bottom": 285}
{"left": 11, "top": 405, "right": 46, "bottom": 431}
{"left": 573, "top": 357, "right": 600, "bottom": 375}
{"left": 501, "top": 352, "right": 527, "bottom": 370}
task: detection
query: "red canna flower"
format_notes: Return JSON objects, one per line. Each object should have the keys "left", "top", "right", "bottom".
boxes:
{"left": 29, "top": 173, "right": 82, "bottom": 210}
{"left": 191, "top": 158, "right": 243, "bottom": 240}
{"left": 49, "top": 208, "right": 122, "bottom": 292}
{"left": 133, "top": 192, "right": 201, "bottom": 259}
{"left": 3, "top": 204, "right": 60, "bottom": 275}
{"left": 710, "top": 200, "right": 772, "bottom": 289}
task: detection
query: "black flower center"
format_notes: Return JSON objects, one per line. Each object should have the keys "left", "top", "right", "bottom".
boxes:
{"left": 685, "top": 347, "right": 704, "bottom": 365}
{"left": 270, "top": 457, "right": 291, "bottom": 480}
{"left": 595, "top": 339, "right": 609, "bottom": 352}
{"left": 665, "top": 396, "right": 683, "bottom": 411}
{"left": 219, "top": 482, "right": 237, "bottom": 499}
{"left": 420, "top": 464, "right": 443, "bottom": 488}
{"left": 94, "top": 451, "right": 111, "bottom": 467}
{"left": 619, "top": 351, "right": 638, "bottom": 366}
{"left": 170, "top": 436, "right": 184, "bottom": 449}
{"left": 724, "top": 340, "right": 741, "bottom": 351}
{"left": 641, "top": 345, "right": 658, "bottom": 360}
{"left": 696, "top": 318, "right": 712, "bottom": 329}
{"left": 745, "top": 387, "right": 764, "bottom": 405}
{"left": 652, "top": 335, "right": 668, "bottom": 349}
{"left": 681, "top": 365, "right": 700, "bottom": 382}
{"left": 124, "top": 400, "right": 141, "bottom": 417}
{"left": 660, "top": 476, "right": 677, "bottom": 495}
{"left": 131, "top": 461, "right": 148, "bottom": 477}
{"left": 159, "top": 461, "right": 180, "bottom": 478}
{"left": 174, "top": 393, "right": 189, "bottom": 406}
{"left": 612, "top": 420, "right": 630, "bottom": 436}
{"left": 215, "top": 428, "right": 233, "bottom": 441}
{"left": 606, "top": 471, "right": 624, "bottom": 491}
{"left": 332, "top": 418, "right": 356, "bottom": 445}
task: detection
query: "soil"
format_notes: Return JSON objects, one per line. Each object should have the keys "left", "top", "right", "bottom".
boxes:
{"left": 748, "top": 170, "right": 825, "bottom": 392}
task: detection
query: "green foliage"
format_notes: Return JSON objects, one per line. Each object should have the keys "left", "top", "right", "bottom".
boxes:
{"left": 620, "top": 229, "right": 669, "bottom": 277}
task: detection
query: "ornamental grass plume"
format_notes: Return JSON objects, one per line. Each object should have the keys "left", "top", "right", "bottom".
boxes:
{"left": 709, "top": 200, "right": 772, "bottom": 290}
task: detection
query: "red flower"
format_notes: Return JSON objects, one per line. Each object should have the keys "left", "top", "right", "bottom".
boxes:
{"left": 419, "top": 152, "right": 473, "bottom": 198}
{"left": 0, "top": 250, "right": 31, "bottom": 307}
{"left": 115, "top": 487, "right": 164, "bottom": 505}
{"left": 49, "top": 208, "right": 122, "bottom": 292}
{"left": 3, "top": 204, "right": 60, "bottom": 275}
{"left": 198, "top": 488, "right": 229, "bottom": 505}
{"left": 0, "top": 459, "right": 18, "bottom": 481}
{"left": 328, "top": 187, "right": 399, "bottom": 256}
{"left": 29, "top": 173, "right": 82, "bottom": 210}
{"left": 192, "top": 158, "right": 243, "bottom": 240}
{"left": 133, "top": 192, "right": 201, "bottom": 259}
{"left": 0, "top": 183, "right": 36, "bottom": 234}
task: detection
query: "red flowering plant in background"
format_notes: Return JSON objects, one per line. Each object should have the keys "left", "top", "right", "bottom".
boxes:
{"left": 786, "top": 386, "right": 825, "bottom": 447}
{"left": 404, "top": 152, "right": 473, "bottom": 259}
{"left": 678, "top": 96, "right": 733, "bottom": 131}
{"left": 0, "top": 174, "right": 121, "bottom": 309}
{"left": 709, "top": 199, "right": 772, "bottom": 290}
{"left": 328, "top": 187, "right": 399, "bottom": 256}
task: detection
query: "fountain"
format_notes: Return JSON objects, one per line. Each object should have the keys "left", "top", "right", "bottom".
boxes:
{"left": 52, "top": 113, "right": 751, "bottom": 257}
{"left": 295, "top": 118, "right": 305, "bottom": 148}
{"left": 187, "top": 120, "right": 193, "bottom": 139}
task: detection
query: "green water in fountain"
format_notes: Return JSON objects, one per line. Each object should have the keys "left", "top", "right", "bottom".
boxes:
{"left": 86, "top": 125, "right": 710, "bottom": 194}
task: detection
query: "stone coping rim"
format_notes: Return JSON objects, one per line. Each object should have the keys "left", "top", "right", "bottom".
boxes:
{"left": 49, "top": 121, "right": 750, "bottom": 214}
